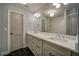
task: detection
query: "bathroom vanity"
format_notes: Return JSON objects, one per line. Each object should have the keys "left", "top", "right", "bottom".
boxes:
{"left": 25, "top": 32, "right": 78, "bottom": 56}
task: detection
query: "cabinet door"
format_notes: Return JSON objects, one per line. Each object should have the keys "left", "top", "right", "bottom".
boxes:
{"left": 30, "top": 37, "right": 36, "bottom": 55}
{"left": 43, "top": 45, "right": 51, "bottom": 56}
{"left": 25, "top": 34, "right": 27, "bottom": 45}
{"left": 35, "top": 38, "right": 42, "bottom": 56}
{"left": 27, "top": 35, "right": 31, "bottom": 49}
{"left": 36, "top": 38, "right": 42, "bottom": 48}
{"left": 25, "top": 34, "right": 30, "bottom": 46}
{"left": 35, "top": 47, "right": 42, "bottom": 56}
{"left": 44, "top": 48, "right": 50, "bottom": 56}
{"left": 44, "top": 45, "right": 62, "bottom": 56}
{"left": 50, "top": 48, "right": 63, "bottom": 56}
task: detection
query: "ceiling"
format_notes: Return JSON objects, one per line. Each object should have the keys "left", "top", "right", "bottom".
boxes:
{"left": 23, "top": 3, "right": 68, "bottom": 17}
{"left": 24, "top": 3, "right": 46, "bottom": 13}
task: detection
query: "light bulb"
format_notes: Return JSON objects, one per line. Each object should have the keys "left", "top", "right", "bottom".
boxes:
{"left": 33, "top": 12, "right": 41, "bottom": 18}
{"left": 52, "top": 3, "right": 58, "bottom": 6}
{"left": 56, "top": 3, "right": 61, "bottom": 8}
{"left": 21, "top": 2, "right": 26, "bottom": 5}
{"left": 63, "top": 3, "right": 68, "bottom": 5}
{"left": 49, "top": 13, "right": 54, "bottom": 17}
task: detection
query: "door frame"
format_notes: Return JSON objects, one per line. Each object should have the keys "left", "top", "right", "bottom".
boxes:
{"left": 8, "top": 10, "right": 24, "bottom": 53}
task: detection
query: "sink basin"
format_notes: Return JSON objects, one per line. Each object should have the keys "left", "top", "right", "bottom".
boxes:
{"left": 47, "top": 36, "right": 68, "bottom": 43}
{"left": 47, "top": 37, "right": 56, "bottom": 39}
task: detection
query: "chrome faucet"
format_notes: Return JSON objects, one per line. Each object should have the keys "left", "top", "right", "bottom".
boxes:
{"left": 58, "top": 34, "right": 60, "bottom": 39}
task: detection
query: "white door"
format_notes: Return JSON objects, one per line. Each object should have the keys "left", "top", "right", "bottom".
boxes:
{"left": 10, "top": 12, "right": 23, "bottom": 51}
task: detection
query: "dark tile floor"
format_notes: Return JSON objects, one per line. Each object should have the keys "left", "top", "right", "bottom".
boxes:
{"left": 5, "top": 47, "right": 34, "bottom": 56}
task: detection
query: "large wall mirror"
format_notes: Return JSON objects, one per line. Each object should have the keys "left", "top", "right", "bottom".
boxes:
{"left": 34, "top": 3, "right": 78, "bottom": 36}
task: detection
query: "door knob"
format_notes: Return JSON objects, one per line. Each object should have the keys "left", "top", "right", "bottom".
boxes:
{"left": 10, "top": 33, "right": 13, "bottom": 35}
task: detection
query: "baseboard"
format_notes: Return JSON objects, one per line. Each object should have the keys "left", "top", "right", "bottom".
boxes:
{"left": 0, "top": 50, "right": 9, "bottom": 56}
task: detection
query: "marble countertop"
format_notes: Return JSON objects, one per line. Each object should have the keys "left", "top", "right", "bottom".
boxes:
{"left": 26, "top": 32, "right": 78, "bottom": 53}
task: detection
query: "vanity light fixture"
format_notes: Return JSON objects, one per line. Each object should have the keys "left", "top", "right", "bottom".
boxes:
{"left": 47, "top": 10, "right": 55, "bottom": 17}
{"left": 33, "top": 12, "right": 41, "bottom": 18}
{"left": 63, "top": 3, "right": 68, "bottom": 5}
{"left": 52, "top": 3, "right": 58, "bottom": 6}
{"left": 52, "top": 3, "right": 61, "bottom": 8}
{"left": 49, "top": 13, "right": 54, "bottom": 17}
{"left": 21, "top": 3, "right": 26, "bottom": 5}
{"left": 55, "top": 3, "right": 61, "bottom": 8}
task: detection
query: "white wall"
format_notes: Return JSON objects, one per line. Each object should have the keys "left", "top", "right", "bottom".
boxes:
{"left": 0, "top": 4, "right": 2, "bottom": 53}
{"left": 8, "top": 4, "right": 36, "bottom": 32}
{"left": 24, "top": 11, "right": 35, "bottom": 33}
{"left": 2, "top": 4, "right": 8, "bottom": 53}
{"left": 50, "top": 15, "right": 65, "bottom": 34}
{"left": 0, "top": 4, "right": 8, "bottom": 55}
{"left": 0, "top": 3, "right": 35, "bottom": 55}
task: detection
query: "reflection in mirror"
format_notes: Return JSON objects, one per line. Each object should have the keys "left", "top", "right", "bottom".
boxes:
{"left": 41, "top": 19, "right": 46, "bottom": 32}
{"left": 66, "top": 8, "right": 78, "bottom": 36}
{"left": 34, "top": 3, "right": 78, "bottom": 36}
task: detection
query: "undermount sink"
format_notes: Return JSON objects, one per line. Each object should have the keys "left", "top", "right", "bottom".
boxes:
{"left": 47, "top": 36, "right": 68, "bottom": 42}
{"left": 47, "top": 37, "right": 56, "bottom": 39}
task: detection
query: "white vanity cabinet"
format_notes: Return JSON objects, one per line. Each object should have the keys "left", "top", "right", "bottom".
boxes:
{"left": 43, "top": 43, "right": 63, "bottom": 56}
{"left": 43, "top": 41, "right": 71, "bottom": 56}
{"left": 26, "top": 34, "right": 43, "bottom": 56}
{"left": 25, "top": 33, "right": 78, "bottom": 56}
{"left": 30, "top": 37, "right": 43, "bottom": 56}
{"left": 26, "top": 35, "right": 36, "bottom": 55}
{"left": 43, "top": 41, "right": 61, "bottom": 56}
